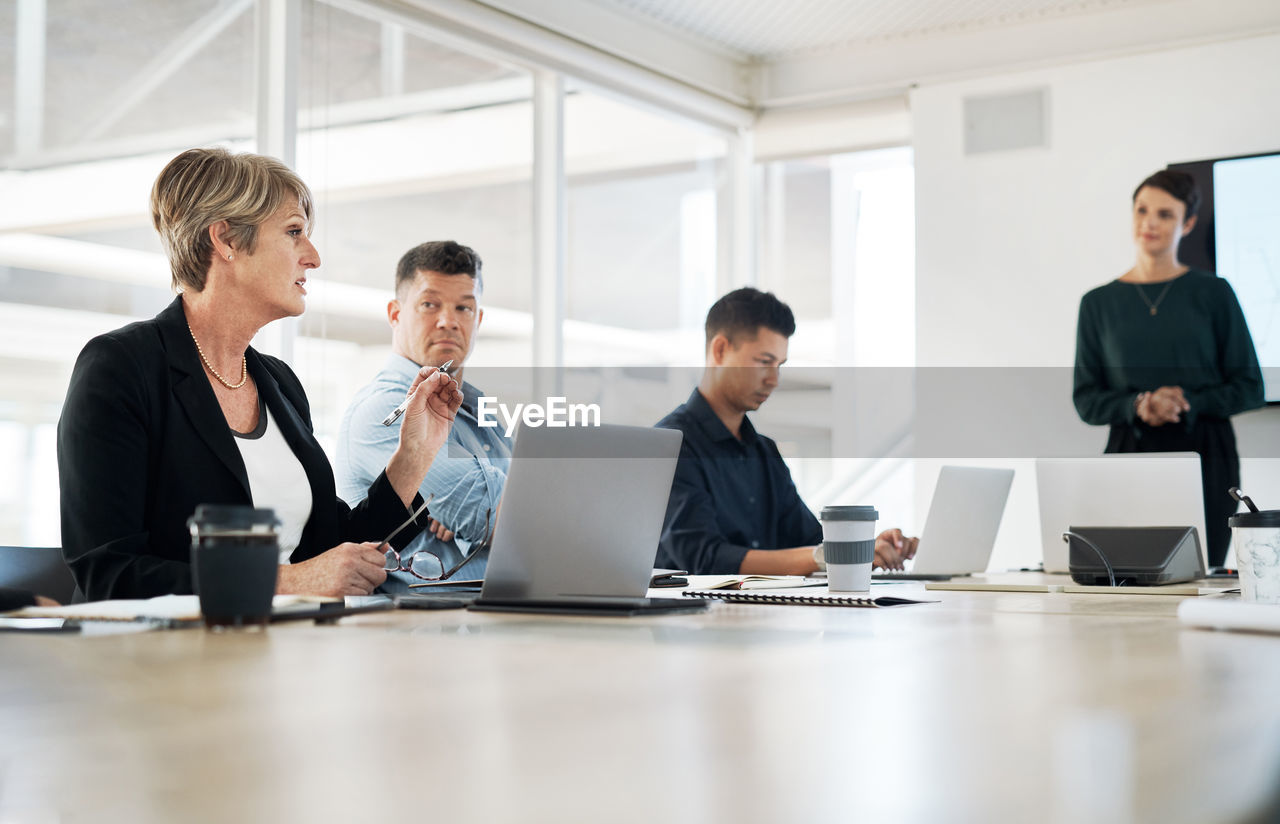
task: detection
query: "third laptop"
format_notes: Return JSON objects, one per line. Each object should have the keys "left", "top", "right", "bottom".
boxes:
{"left": 871, "top": 465, "right": 1015, "bottom": 581}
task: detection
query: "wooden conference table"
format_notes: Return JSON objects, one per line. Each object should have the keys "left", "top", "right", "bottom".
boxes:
{"left": 2, "top": 578, "right": 1279, "bottom": 824}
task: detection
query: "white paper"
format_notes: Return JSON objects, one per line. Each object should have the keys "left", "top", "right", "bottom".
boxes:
{"left": 1178, "top": 597, "right": 1280, "bottom": 635}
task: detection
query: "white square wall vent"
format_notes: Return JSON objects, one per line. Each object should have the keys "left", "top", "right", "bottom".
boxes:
{"left": 963, "top": 88, "right": 1050, "bottom": 154}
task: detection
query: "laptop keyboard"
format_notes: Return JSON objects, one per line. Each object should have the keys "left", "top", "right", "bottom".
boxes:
{"left": 871, "top": 570, "right": 957, "bottom": 581}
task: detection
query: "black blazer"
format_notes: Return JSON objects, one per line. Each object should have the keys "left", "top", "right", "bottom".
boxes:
{"left": 57, "top": 297, "right": 424, "bottom": 601}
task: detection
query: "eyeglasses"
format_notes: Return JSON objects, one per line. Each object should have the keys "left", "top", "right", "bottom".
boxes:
{"left": 381, "top": 495, "right": 494, "bottom": 582}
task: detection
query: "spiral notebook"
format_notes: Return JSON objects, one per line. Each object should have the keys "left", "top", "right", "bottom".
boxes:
{"left": 681, "top": 591, "right": 935, "bottom": 608}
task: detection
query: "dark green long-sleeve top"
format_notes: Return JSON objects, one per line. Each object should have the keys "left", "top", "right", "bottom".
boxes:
{"left": 1073, "top": 269, "right": 1264, "bottom": 428}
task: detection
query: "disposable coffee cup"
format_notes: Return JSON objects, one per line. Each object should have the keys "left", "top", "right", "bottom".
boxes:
{"left": 821, "top": 505, "right": 878, "bottom": 592}
{"left": 1228, "top": 510, "right": 1280, "bottom": 604}
{"left": 189, "top": 505, "right": 280, "bottom": 629}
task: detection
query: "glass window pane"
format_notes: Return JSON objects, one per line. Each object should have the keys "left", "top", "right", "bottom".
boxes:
{"left": 564, "top": 88, "right": 726, "bottom": 365}
{"left": 0, "top": 1, "right": 262, "bottom": 544}
{"left": 292, "top": 19, "right": 534, "bottom": 446}
{"left": 42, "top": 0, "right": 256, "bottom": 153}
{"left": 757, "top": 147, "right": 916, "bottom": 504}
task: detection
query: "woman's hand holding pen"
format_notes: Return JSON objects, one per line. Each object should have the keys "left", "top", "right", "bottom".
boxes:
{"left": 385, "top": 365, "right": 464, "bottom": 507}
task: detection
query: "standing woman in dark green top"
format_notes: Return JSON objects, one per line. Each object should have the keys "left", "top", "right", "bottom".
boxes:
{"left": 1073, "top": 169, "right": 1264, "bottom": 567}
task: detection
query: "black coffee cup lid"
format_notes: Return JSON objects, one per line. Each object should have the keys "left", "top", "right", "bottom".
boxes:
{"left": 820, "top": 505, "right": 878, "bottom": 521}
{"left": 189, "top": 504, "right": 280, "bottom": 533}
{"left": 1229, "top": 510, "right": 1280, "bottom": 528}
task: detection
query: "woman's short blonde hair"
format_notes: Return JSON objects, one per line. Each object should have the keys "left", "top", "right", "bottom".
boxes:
{"left": 150, "top": 147, "right": 314, "bottom": 292}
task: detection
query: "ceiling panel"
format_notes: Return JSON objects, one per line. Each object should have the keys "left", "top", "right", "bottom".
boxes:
{"left": 595, "top": 0, "right": 1171, "bottom": 59}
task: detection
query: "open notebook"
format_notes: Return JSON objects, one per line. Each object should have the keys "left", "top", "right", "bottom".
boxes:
{"left": 681, "top": 590, "right": 935, "bottom": 608}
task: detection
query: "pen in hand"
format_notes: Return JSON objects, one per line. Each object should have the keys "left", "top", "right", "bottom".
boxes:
{"left": 381, "top": 360, "right": 454, "bottom": 426}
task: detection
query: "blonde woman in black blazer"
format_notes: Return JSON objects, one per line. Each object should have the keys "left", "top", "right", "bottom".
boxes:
{"left": 58, "top": 148, "right": 461, "bottom": 601}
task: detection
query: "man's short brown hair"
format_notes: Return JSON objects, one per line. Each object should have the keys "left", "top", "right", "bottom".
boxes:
{"left": 394, "top": 241, "right": 483, "bottom": 299}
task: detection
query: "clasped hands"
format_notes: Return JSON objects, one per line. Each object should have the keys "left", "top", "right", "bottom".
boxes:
{"left": 1136, "top": 385, "right": 1189, "bottom": 427}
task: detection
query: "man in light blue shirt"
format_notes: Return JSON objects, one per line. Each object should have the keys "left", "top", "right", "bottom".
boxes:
{"left": 337, "top": 241, "right": 510, "bottom": 590}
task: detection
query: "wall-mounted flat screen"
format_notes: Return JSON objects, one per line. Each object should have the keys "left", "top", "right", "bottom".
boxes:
{"left": 1170, "top": 151, "right": 1280, "bottom": 403}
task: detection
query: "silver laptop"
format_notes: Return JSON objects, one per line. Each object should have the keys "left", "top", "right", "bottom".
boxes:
{"left": 1035, "top": 453, "right": 1206, "bottom": 573}
{"left": 471, "top": 422, "right": 708, "bottom": 615}
{"left": 873, "top": 466, "right": 1015, "bottom": 580}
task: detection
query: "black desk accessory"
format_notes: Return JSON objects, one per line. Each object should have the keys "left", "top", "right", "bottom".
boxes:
{"left": 396, "top": 593, "right": 475, "bottom": 610}
{"left": 1228, "top": 486, "right": 1261, "bottom": 514}
{"left": 269, "top": 599, "right": 398, "bottom": 624}
{"left": 650, "top": 570, "right": 689, "bottom": 588}
{"left": 1064, "top": 526, "right": 1205, "bottom": 586}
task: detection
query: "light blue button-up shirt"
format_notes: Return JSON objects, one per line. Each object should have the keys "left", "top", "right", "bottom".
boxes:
{"left": 336, "top": 354, "right": 511, "bottom": 591}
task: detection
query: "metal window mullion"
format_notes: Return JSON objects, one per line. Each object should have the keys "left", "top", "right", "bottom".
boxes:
{"left": 532, "top": 70, "right": 565, "bottom": 396}
{"left": 255, "top": 0, "right": 301, "bottom": 364}
{"left": 718, "top": 127, "right": 757, "bottom": 293}
{"left": 381, "top": 23, "right": 405, "bottom": 97}
{"left": 14, "top": 0, "right": 46, "bottom": 156}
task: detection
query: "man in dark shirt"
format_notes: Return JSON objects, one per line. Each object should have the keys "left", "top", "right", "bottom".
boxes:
{"left": 657, "top": 287, "right": 917, "bottom": 575}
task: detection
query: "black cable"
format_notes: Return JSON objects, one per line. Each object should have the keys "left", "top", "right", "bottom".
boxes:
{"left": 1061, "top": 531, "right": 1118, "bottom": 588}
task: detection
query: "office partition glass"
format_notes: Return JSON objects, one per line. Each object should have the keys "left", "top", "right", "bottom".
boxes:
{"left": 556, "top": 88, "right": 727, "bottom": 433}
{"left": 0, "top": 1, "right": 918, "bottom": 549}
{"left": 564, "top": 89, "right": 726, "bottom": 366}
{"left": 0, "top": 0, "right": 258, "bottom": 546}
{"left": 291, "top": 6, "right": 534, "bottom": 451}
{"left": 756, "top": 147, "right": 916, "bottom": 516}
{"left": 22, "top": 0, "right": 257, "bottom": 157}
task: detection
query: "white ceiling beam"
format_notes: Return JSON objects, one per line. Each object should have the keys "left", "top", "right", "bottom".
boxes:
{"left": 759, "top": 0, "right": 1280, "bottom": 108}
{"left": 0, "top": 233, "right": 169, "bottom": 288}
{"left": 76, "top": 0, "right": 254, "bottom": 145}
{"left": 4, "top": 78, "right": 535, "bottom": 171}
{"left": 475, "top": 0, "right": 751, "bottom": 105}
{"left": 0, "top": 233, "right": 713, "bottom": 361}
{"left": 754, "top": 97, "right": 910, "bottom": 162}
{"left": 321, "top": 0, "right": 755, "bottom": 133}
{"left": 0, "top": 93, "right": 727, "bottom": 233}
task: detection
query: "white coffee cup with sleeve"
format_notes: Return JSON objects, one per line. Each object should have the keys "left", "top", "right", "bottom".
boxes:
{"left": 820, "top": 505, "right": 878, "bottom": 592}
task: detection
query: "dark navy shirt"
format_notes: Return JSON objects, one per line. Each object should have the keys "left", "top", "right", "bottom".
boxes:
{"left": 656, "top": 389, "right": 822, "bottom": 574}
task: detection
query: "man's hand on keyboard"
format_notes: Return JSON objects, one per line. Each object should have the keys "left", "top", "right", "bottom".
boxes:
{"left": 874, "top": 528, "right": 919, "bottom": 571}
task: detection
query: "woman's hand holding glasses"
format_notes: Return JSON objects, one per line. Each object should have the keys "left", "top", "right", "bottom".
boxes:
{"left": 380, "top": 495, "right": 495, "bottom": 583}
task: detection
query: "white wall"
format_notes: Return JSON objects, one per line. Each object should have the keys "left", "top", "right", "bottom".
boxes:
{"left": 911, "top": 33, "right": 1280, "bottom": 570}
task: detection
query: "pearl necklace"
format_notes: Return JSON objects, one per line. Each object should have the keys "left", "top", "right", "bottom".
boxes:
{"left": 188, "top": 323, "right": 248, "bottom": 389}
